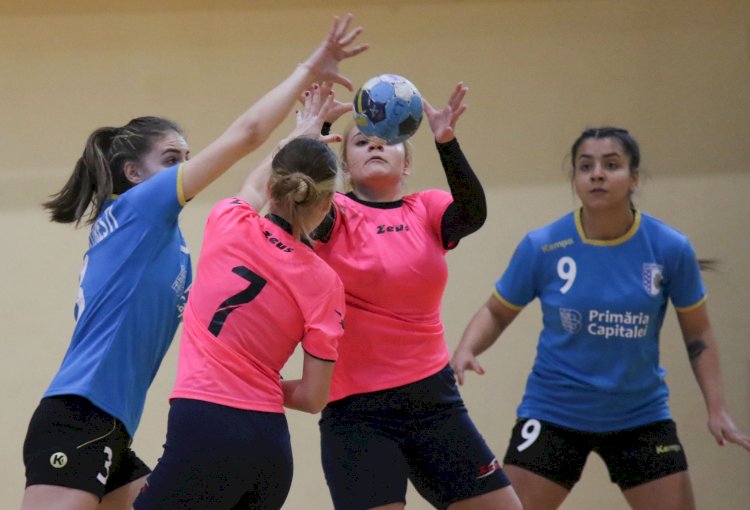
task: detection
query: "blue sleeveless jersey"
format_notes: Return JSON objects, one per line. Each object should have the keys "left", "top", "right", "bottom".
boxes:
{"left": 496, "top": 210, "right": 705, "bottom": 432}
{"left": 45, "top": 164, "right": 192, "bottom": 437}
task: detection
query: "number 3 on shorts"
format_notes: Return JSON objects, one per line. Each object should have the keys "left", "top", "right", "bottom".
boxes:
{"left": 96, "top": 446, "right": 113, "bottom": 485}
{"left": 517, "top": 419, "right": 542, "bottom": 452}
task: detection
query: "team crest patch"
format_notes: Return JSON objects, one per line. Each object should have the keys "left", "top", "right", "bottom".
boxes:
{"left": 643, "top": 263, "right": 663, "bottom": 296}
{"left": 559, "top": 308, "right": 582, "bottom": 333}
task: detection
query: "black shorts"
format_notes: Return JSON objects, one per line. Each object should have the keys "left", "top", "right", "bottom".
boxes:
{"left": 320, "top": 364, "right": 511, "bottom": 510}
{"left": 23, "top": 395, "right": 150, "bottom": 500}
{"left": 502, "top": 418, "right": 689, "bottom": 490}
{"left": 134, "top": 398, "right": 293, "bottom": 510}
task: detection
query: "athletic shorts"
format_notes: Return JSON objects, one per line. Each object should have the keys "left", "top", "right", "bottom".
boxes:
{"left": 503, "top": 418, "right": 688, "bottom": 490}
{"left": 320, "top": 364, "right": 511, "bottom": 510}
{"left": 134, "top": 398, "right": 292, "bottom": 510}
{"left": 23, "top": 395, "right": 150, "bottom": 500}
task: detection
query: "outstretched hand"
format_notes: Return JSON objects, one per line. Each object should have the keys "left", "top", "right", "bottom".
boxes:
{"left": 450, "top": 348, "right": 485, "bottom": 386}
{"left": 708, "top": 409, "right": 750, "bottom": 452}
{"left": 302, "top": 13, "right": 369, "bottom": 91}
{"left": 236, "top": 85, "right": 342, "bottom": 211}
{"left": 297, "top": 82, "right": 353, "bottom": 126}
{"left": 288, "top": 84, "right": 342, "bottom": 145}
{"left": 423, "top": 82, "right": 469, "bottom": 144}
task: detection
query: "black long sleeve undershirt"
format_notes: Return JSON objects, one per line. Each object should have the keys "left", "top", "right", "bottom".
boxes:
{"left": 437, "top": 138, "right": 487, "bottom": 249}
{"left": 312, "top": 138, "right": 486, "bottom": 246}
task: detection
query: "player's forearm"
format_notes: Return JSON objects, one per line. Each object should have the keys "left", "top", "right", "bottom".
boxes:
{"left": 686, "top": 334, "right": 728, "bottom": 414}
{"left": 282, "top": 379, "right": 313, "bottom": 412}
{"left": 456, "top": 305, "right": 504, "bottom": 358}
{"left": 438, "top": 139, "right": 487, "bottom": 243}
{"left": 282, "top": 377, "right": 329, "bottom": 414}
{"left": 226, "top": 64, "right": 315, "bottom": 153}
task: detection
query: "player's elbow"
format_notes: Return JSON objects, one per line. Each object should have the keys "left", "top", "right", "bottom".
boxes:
{"left": 302, "top": 393, "right": 329, "bottom": 414}
{"left": 229, "top": 118, "right": 266, "bottom": 155}
{"left": 289, "top": 387, "right": 329, "bottom": 414}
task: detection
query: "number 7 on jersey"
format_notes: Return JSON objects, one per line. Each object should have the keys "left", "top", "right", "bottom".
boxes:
{"left": 208, "top": 266, "right": 267, "bottom": 336}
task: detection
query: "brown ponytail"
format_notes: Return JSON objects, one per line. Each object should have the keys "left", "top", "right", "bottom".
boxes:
{"left": 43, "top": 116, "right": 183, "bottom": 226}
{"left": 268, "top": 137, "right": 340, "bottom": 241}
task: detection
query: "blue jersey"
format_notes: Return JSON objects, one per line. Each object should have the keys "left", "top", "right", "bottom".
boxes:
{"left": 45, "top": 164, "right": 192, "bottom": 437}
{"left": 496, "top": 210, "right": 705, "bottom": 432}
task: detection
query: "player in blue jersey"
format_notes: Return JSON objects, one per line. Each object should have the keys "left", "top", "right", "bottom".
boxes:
{"left": 451, "top": 127, "right": 750, "bottom": 510}
{"left": 20, "top": 14, "right": 367, "bottom": 510}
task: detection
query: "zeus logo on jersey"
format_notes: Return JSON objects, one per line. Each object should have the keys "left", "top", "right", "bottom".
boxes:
{"left": 376, "top": 224, "right": 410, "bottom": 234}
{"left": 264, "top": 231, "right": 293, "bottom": 252}
{"left": 560, "top": 308, "right": 650, "bottom": 339}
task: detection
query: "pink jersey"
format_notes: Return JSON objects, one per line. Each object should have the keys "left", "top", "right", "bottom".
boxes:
{"left": 315, "top": 191, "right": 453, "bottom": 401}
{"left": 172, "top": 198, "right": 345, "bottom": 413}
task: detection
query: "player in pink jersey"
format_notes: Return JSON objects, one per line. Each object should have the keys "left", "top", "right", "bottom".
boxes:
{"left": 311, "top": 84, "right": 522, "bottom": 510}
{"left": 134, "top": 86, "right": 348, "bottom": 510}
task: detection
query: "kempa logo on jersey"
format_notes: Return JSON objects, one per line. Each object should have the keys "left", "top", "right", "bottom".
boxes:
{"left": 376, "top": 223, "right": 410, "bottom": 234}
{"left": 560, "top": 308, "right": 650, "bottom": 339}
{"left": 541, "top": 238, "right": 573, "bottom": 253}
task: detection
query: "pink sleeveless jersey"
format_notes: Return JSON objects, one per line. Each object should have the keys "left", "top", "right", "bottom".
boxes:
{"left": 315, "top": 191, "right": 453, "bottom": 401}
{"left": 172, "top": 198, "right": 345, "bottom": 413}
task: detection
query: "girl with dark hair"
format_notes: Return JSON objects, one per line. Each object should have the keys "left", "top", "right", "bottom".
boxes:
{"left": 21, "top": 14, "right": 366, "bottom": 510}
{"left": 452, "top": 126, "right": 750, "bottom": 510}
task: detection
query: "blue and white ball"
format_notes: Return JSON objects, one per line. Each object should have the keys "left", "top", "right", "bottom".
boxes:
{"left": 353, "top": 74, "right": 423, "bottom": 145}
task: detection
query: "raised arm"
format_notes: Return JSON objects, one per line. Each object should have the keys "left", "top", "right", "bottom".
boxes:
{"left": 676, "top": 302, "right": 750, "bottom": 452}
{"left": 180, "top": 14, "right": 367, "bottom": 201}
{"left": 423, "top": 82, "right": 468, "bottom": 145}
{"left": 236, "top": 83, "right": 342, "bottom": 210}
{"left": 451, "top": 293, "right": 521, "bottom": 385}
{"left": 423, "top": 84, "right": 487, "bottom": 248}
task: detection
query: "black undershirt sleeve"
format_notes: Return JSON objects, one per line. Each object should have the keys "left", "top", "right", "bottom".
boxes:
{"left": 310, "top": 122, "right": 336, "bottom": 243}
{"left": 437, "top": 138, "right": 487, "bottom": 249}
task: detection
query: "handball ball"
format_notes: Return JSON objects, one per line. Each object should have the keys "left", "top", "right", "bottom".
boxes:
{"left": 353, "top": 74, "right": 423, "bottom": 145}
